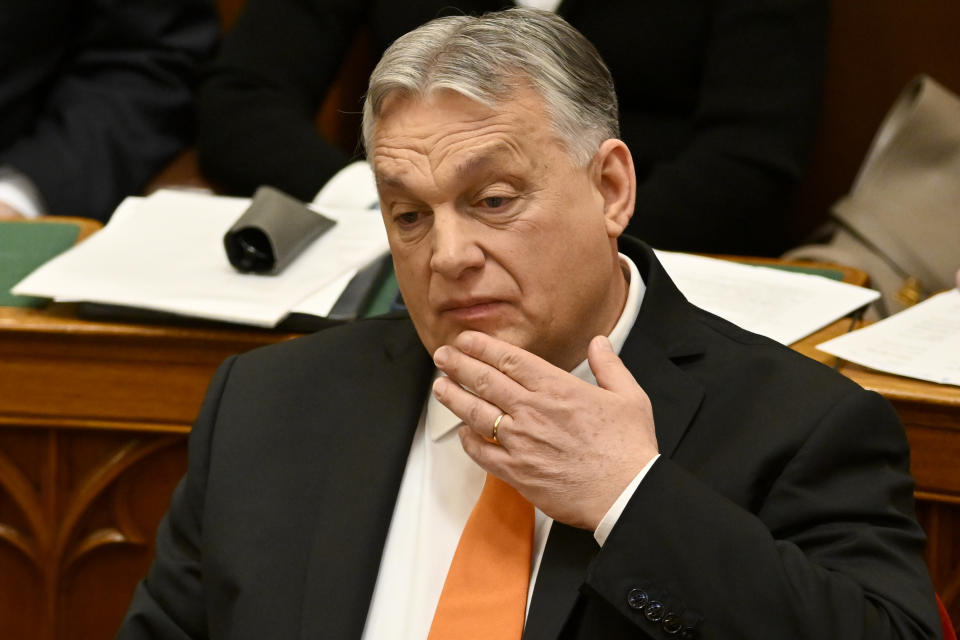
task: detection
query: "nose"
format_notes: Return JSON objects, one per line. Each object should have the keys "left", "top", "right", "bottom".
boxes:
{"left": 429, "top": 207, "right": 485, "bottom": 279}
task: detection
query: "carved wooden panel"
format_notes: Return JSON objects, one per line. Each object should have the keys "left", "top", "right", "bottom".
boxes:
{"left": 0, "top": 425, "right": 186, "bottom": 640}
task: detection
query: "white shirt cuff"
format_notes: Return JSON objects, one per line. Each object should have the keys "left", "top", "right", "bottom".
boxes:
{"left": 593, "top": 454, "right": 660, "bottom": 546}
{"left": 0, "top": 166, "right": 45, "bottom": 218}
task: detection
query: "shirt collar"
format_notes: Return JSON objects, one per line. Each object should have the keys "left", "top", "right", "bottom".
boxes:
{"left": 425, "top": 253, "right": 646, "bottom": 441}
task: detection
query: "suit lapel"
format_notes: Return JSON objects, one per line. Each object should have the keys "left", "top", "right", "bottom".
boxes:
{"left": 525, "top": 239, "right": 706, "bottom": 638}
{"left": 620, "top": 238, "right": 706, "bottom": 457}
{"left": 299, "top": 320, "right": 435, "bottom": 640}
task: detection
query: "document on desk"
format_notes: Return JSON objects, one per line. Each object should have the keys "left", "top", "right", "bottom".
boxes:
{"left": 292, "top": 161, "right": 383, "bottom": 316}
{"left": 12, "top": 187, "right": 388, "bottom": 327}
{"left": 654, "top": 251, "right": 880, "bottom": 345}
{"left": 817, "top": 290, "right": 960, "bottom": 386}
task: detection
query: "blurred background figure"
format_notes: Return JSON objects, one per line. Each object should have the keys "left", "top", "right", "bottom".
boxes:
{"left": 0, "top": 0, "right": 218, "bottom": 222}
{"left": 198, "top": 0, "right": 827, "bottom": 256}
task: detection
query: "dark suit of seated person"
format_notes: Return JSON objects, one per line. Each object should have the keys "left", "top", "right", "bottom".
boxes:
{"left": 117, "top": 9, "right": 941, "bottom": 639}
{"left": 197, "top": 0, "right": 827, "bottom": 256}
{"left": 0, "top": 0, "right": 218, "bottom": 222}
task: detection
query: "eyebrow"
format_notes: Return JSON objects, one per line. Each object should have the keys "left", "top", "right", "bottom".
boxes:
{"left": 374, "top": 172, "right": 405, "bottom": 190}
{"left": 451, "top": 151, "right": 500, "bottom": 180}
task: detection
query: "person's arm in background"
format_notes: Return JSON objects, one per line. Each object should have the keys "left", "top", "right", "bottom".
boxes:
{"left": 0, "top": 0, "right": 217, "bottom": 222}
{"left": 196, "top": 0, "right": 367, "bottom": 201}
{"left": 624, "top": 0, "right": 828, "bottom": 256}
{"left": 0, "top": 166, "right": 44, "bottom": 219}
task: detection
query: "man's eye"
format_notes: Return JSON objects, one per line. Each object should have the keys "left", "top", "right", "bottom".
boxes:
{"left": 481, "top": 196, "right": 511, "bottom": 209}
{"left": 395, "top": 211, "right": 420, "bottom": 225}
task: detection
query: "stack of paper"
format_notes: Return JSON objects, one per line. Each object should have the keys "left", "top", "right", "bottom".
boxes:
{"left": 655, "top": 251, "right": 880, "bottom": 345}
{"left": 13, "top": 163, "right": 388, "bottom": 328}
{"left": 818, "top": 290, "right": 960, "bottom": 386}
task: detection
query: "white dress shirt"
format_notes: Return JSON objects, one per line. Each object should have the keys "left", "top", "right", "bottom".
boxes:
{"left": 361, "top": 254, "right": 659, "bottom": 639}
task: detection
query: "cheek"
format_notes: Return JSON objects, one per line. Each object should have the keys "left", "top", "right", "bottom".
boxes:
{"left": 390, "top": 240, "right": 431, "bottom": 287}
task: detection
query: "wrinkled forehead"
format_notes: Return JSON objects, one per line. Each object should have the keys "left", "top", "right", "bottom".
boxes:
{"left": 370, "top": 87, "right": 559, "bottom": 187}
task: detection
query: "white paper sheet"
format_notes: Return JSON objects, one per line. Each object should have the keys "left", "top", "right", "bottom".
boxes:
{"left": 311, "top": 160, "right": 380, "bottom": 210}
{"left": 291, "top": 268, "right": 359, "bottom": 316}
{"left": 817, "top": 290, "right": 960, "bottom": 386}
{"left": 13, "top": 187, "right": 388, "bottom": 327}
{"left": 655, "top": 251, "right": 880, "bottom": 345}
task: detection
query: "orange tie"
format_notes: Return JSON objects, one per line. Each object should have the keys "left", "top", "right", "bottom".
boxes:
{"left": 428, "top": 473, "right": 535, "bottom": 640}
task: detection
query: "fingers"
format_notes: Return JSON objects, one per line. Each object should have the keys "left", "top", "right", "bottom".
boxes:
{"left": 448, "top": 330, "right": 558, "bottom": 391}
{"left": 433, "top": 334, "right": 533, "bottom": 410}
{"left": 432, "top": 378, "right": 517, "bottom": 478}
{"left": 458, "top": 424, "right": 513, "bottom": 471}
{"left": 587, "top": 335, "right": 641, "bottom": 394}
{"left": 432, "top": 374, "right": 512, "bottom": 443}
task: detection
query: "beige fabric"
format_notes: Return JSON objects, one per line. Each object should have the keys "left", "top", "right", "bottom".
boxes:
{"left": 785, "top": 75, "right": 960, "bottom": 317}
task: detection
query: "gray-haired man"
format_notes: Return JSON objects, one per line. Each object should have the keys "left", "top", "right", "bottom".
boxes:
{"left": 118, "top": 9, "right": 940, "bottom": 639}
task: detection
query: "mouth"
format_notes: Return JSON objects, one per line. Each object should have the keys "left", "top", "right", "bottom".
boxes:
{"left": 439, "top": 298, "right": 506, "bottom": 322}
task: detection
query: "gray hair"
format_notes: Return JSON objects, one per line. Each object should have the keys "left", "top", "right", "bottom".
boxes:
{"left": 361, "top": 8, "right": 619, "bottom": 166}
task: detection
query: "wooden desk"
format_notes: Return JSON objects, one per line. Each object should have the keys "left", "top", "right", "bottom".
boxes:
{"left": 1, "top": 307, "right": 958, "bottom": 637}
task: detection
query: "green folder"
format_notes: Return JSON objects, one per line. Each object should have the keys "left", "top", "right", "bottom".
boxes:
{"left": 0, "top": 221, "right": 81, "bottom": 308}
{"left": 747, "top": 262, "right": 846, "bottom": 282}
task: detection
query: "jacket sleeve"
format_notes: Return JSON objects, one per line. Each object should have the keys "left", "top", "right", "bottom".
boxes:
{"left": 196, "top": 0, "right": 367, "bottom": 201}
{"left": 584, "top": 390, "right": 941, "bottom": 639}
{"left": 115, "top": 357, "right": 236, "bottom": 640}
{"left": 624, "top": 0, "right": 828, "bottom": 255}
{"left": 1, "top": 0, "right": 217, "bottom": 222}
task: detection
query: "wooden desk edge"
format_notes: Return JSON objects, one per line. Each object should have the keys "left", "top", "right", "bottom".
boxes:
{"left": 0, "top": 303, "right": 302, "bottom": 343}
{"left": 793, "top": 315, "right": 960, "bottom": 411}
{"left": 707, "top": 253, "right": 869, "bottom": 287}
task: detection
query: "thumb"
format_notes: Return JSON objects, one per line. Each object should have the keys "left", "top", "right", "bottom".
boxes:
{"left": 587, "top": 335, "right": 640, "bottom": 393}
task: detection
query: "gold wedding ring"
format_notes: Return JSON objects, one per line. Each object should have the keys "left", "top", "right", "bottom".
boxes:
{"left": 492, "top": 413, "right": 504, "bottom": 444}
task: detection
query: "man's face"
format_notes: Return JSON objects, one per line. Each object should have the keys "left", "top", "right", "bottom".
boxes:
{"left": 372, "top": 87, "right": 627, "bottom": 370}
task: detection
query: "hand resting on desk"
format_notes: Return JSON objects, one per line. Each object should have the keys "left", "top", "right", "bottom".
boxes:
{"left": 0, "top": 202, "right": 25, "bottom": 220}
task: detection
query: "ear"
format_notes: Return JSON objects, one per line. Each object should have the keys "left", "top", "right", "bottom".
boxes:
{"left": 591, "top": 139, "right": 636, "bottom": 238}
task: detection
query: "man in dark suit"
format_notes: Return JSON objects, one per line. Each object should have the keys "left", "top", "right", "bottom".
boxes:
{"left": 118, "top": 9, "right": 940, "bottom": 639}
{"left": 0, "top": 0, "right": 217, "bottom": 222}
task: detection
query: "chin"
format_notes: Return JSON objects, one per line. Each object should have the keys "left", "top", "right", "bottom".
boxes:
{"left": 477, "top": 325, "right": 542, "bottom": 359}
{"left": 418, "top": 320, "right": 529, "bottom": 355}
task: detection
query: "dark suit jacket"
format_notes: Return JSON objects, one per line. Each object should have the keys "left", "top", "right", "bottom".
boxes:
{"left": 0, "top": 0, "right": 217, "bottom": 221}
{"left": 117, "top": 238, "right": 940, "bottom": 639}
{"left": 197, "top": 0, "right": 827, "bottom": 255}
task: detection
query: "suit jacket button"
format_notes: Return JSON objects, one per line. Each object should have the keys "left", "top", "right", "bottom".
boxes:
{"left": 662, "top": 613, "right": 683, "bottom": 634}
{"left": 627, "top": 588, "right": 648, "bottom": 610}
{"left": 644, "top": 601, "right": 665, "bottom": 622}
